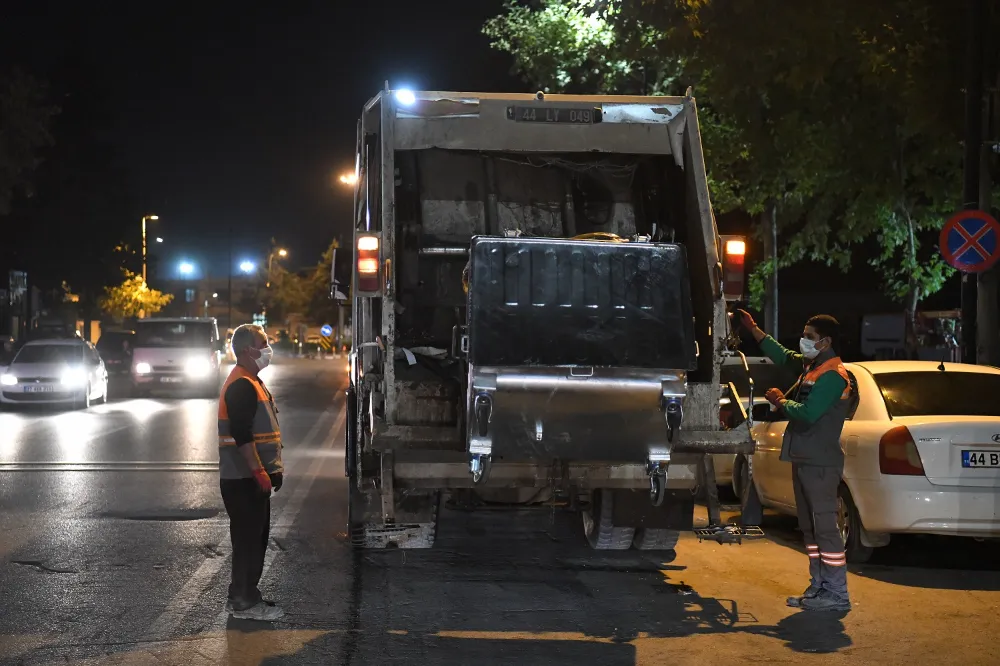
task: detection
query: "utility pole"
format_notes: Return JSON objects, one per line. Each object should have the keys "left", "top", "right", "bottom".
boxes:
{"left": 976, "top": 0, "right": 999, "bottom": 365}
{"left": 227, "top": 226, "right": 233, "bottom": 332}
{"left": 139, "top": 214, "right": 159, "bottom": 320}
{"left": 763, "top": 204, "right": 779, "bottom": 340}
{"left": 962, "top": 0, "right": 985, "bottom": 364}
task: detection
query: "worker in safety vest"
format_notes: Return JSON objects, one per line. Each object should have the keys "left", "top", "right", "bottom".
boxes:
{"left": 737, "top": 310, "right": 853, "bottom": 612}
{"left": 218, "top": 323, "right": 284, "bottom": 621}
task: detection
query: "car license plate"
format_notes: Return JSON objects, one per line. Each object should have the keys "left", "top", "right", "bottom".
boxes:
{"left": 962, "top": 450, "right": 1000, "bottom": 468}
{"left": 160, "top": 376, "right": 183, "bottom": 383}
{"left": 23, "top": 385, "right": 53, "bottom": 393}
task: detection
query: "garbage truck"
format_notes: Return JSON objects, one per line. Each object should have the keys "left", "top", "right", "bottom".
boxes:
{"left": 344, "top": 87, "right": 759, "bottom": 550}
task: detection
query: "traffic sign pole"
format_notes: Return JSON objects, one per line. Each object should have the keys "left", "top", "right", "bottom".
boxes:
{"left": 962, "top": 0, "right": 986, "bottom": 364}
{"left": 975, "top": 0, "right": 999, "bottom": 366}
{"left": 940, "top": 209, "right": 1000, "bottom": 365}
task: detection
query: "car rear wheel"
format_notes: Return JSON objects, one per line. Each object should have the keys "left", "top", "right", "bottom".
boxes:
{"left": 838, "top": 485, "right": 874, "bottom": 564}
{"left": 732, "top": 454, "right": 751, "bottom": 500}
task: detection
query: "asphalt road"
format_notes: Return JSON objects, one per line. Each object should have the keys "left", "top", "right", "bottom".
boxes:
{"left": 1, "top": 358, "right": 999, "bottom": 665}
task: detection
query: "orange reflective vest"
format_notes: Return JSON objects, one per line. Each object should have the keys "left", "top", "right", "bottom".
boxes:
{"left": 797, "top": 356, "right": 851, "bottom": 400}
{"left": 217, "top": 365, "right": 283, "bottom": 480}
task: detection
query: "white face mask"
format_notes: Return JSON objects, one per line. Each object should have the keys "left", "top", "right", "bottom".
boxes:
{"left": 254, "top": 346, "right": 273, "bottom": 370}
{"left": 799, "top": 338, "right": 821, "bottom": 359}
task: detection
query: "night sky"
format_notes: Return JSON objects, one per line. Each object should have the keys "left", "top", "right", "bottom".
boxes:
{"left": 1, "top": 0, "right": 518, "bottom": 284}
{"left": 0, "top": 0, "right": 963, "bottom": 321}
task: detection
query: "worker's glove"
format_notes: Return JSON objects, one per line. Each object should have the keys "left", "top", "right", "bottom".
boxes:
{"left": 765, "top": 387, "right": 785, "bottom": 408}
{"left": 735, "top": 309, "right": 757, "bottom": 332}
{"left": 270, "top": 472, "right": 283, "bottom": 492}
{"left": 252, "top": 468, "right": 273, "bottom": 494}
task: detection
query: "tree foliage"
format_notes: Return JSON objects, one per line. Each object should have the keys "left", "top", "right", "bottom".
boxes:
{"left": 99, "top": 270, "right": 173, "bottom": 319}
{"left": 485, "top": 0, "right": 971, "bottom": 311}
{"left": 0, "top": 67, "right": 58, "bottom": 216}
{"left": 262, "top": 240, "right": 340, "bottom": 325}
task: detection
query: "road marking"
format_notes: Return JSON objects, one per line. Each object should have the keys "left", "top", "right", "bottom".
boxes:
{"left": 0, "top": 461, "right": 219, "bottom": 472}
{"left": 140, "top": 408, "right": 337, "bottom": 642}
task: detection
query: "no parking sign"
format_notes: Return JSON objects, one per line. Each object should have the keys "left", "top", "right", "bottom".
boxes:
{"left": 939, "top": 210, "right": 1000, "bottom": 273}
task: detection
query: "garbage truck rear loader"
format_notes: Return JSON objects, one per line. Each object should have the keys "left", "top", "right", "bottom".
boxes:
{"left": 345, "top": 89, "right": 757, "bottom": 549}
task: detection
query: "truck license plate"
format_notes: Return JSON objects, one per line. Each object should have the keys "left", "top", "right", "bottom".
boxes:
{"left": 962, "top": 450, "right": 1000, "bottom": 468}
{"left": 506, "top": 105, "right": 602, "bottom": 124}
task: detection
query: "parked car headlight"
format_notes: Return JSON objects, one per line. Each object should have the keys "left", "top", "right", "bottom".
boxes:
{"left": 61, "top": 367, "right": 88, "bottom": 387}
{"left": 0, "top": 373, "right": 17, "bottom": 386}
{"left": 185, "top": 358, "right": 212, "bottom": 378}
{"left": 134, "top": 362, "right": 152, "bottom": 375}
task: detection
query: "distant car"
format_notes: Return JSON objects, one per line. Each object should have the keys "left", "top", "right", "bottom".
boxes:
{"left": 95, "top": 329, "right": 135, "bottom": 376}
{"left": 747, "top": 360, "right": 1000, "bottom": 563}
{"left": 131, "top": 318, "right": 224, "bottom": 398}
{"left": 0, "top": 338, "right": 108, "bottom": 409}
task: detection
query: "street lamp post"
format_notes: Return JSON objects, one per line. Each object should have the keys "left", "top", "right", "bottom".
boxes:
{"left": 141, "top": 214, "right": 159, "bottom": 286}
{"left": 266, "top": 247, "right": 288, "bottom": 288}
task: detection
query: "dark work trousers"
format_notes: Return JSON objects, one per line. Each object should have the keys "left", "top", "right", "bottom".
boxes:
{"left": 220, "top": 478, "right": 271, "bottom": 610}
{"left": 791, "top": 463, "right": 849, "bottom": 599}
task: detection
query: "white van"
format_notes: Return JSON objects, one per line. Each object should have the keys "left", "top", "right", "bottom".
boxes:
{"left": 130, "top": 318, "right": 224, "bottom": 398}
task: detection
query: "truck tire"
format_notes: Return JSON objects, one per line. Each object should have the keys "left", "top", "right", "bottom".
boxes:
{"left": 347, "top": 489, "right": 367, "bottom": 548}
{"left": 582, "top": 489, "right": 634, "bottom": 550}
{"left": 632, "top": 528, "right": 680, "bottom": 551}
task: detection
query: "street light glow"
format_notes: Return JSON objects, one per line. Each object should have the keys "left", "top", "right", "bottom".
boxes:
{"left": 155, "top": 237, "right": 163, "bottom": 243}
{"left": 278, "top": 248, "right": 288, "bottom": 257}
{"left": 339, "top": 172, "right": 358, "bottom": 186}
{"left": 239, "top": 260, "right": 256, "bottom": 273}
{"left": 179, "top": 261, "right": 194, "bottom": 275}
{"left": 148, "top": 215, "right": 159, "bottom": 221}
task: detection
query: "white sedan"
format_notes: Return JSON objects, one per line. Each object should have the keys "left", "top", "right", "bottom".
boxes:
{"left": 0, "top": 338, "right": 109, "bottom": 409}
{"left": 746, "top": 360, "right": 1000, "bottom": 562}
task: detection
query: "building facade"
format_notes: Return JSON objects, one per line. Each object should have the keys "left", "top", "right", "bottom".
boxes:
{"left": 158, "top": 275, "right": 264, "bottom": 332}
{"left": 0, "top": 268, "right": 31, "bottom": 343}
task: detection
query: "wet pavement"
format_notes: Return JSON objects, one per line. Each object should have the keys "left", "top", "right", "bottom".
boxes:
{"left": 1, "top": 357, "right": 999, "bottom": 665}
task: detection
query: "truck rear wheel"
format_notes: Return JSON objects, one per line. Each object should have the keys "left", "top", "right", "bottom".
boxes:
{"left": 582, "top": 489, "right": 634, "bottom": 550}
{"left": 632, "top": 528, "right": 680, "bottom": 551}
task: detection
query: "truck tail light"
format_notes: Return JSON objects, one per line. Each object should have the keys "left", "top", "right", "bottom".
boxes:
{"left": 721, "top": 235, "right": 746, "bottom": 301}
{"left": 356, "top": 235, "right": 381, "bottom": 293}
{"left": 879, "top": 426, "right": 925, "bottom": 475}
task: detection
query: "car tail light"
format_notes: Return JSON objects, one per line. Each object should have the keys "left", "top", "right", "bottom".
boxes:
{"left": 356, "top": 235, "right": 381, "bottom": 294}
{"left": 879, "top": 426, "right": 925, "bottom": 475}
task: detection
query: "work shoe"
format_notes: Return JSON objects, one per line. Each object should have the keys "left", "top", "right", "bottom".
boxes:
{"left": 225, "top": 598, "right": 276, "bottom": 614}
{"left": 230, "top": 601, "right": 285, "bottom": 621}
{"left": 800, "top": 589, "right": 852, "bottom": 612}
{"left": 785, "top": 584, "right": 821, "bottom": 608}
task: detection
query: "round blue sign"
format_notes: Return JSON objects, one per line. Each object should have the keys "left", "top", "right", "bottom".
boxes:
{"left": 940, "top": 210, "right": 1000, "bottom": 273}
{"left": 320, "top": 324, "right": 333, "bottom": 337}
